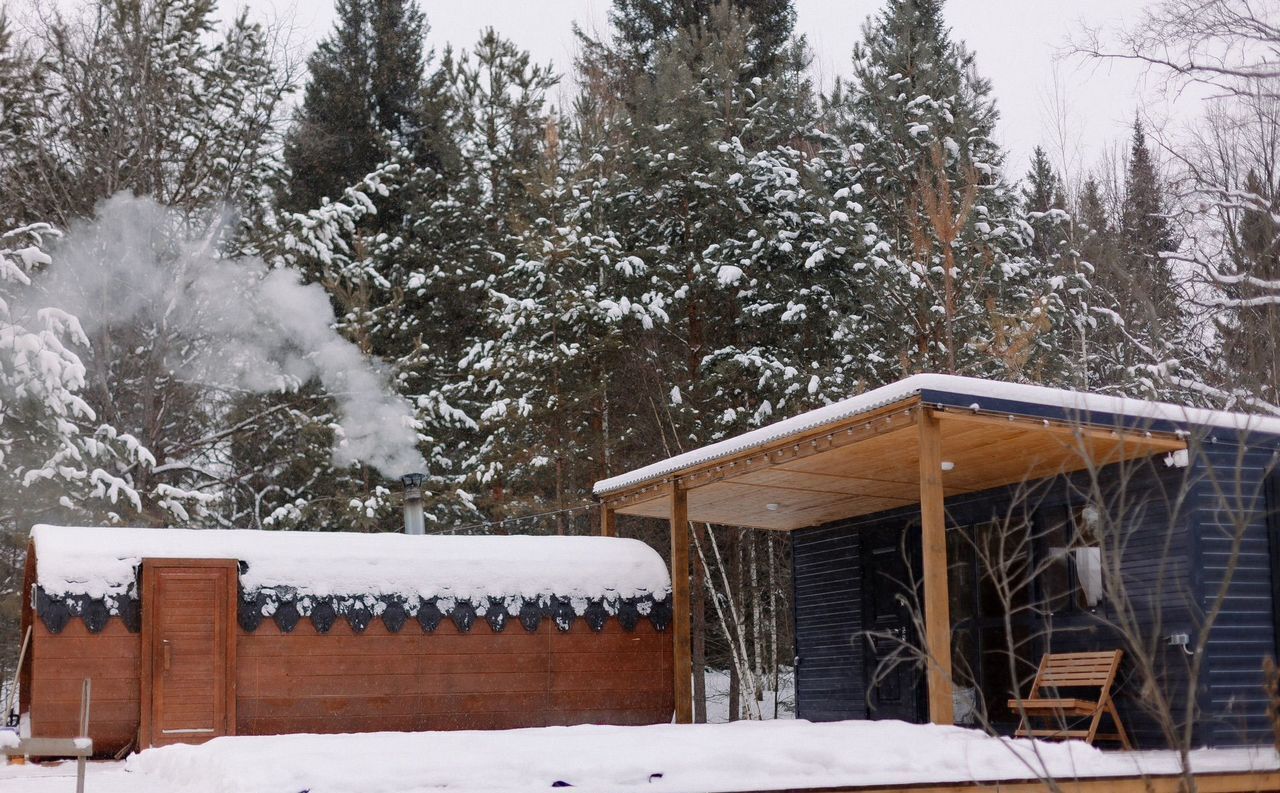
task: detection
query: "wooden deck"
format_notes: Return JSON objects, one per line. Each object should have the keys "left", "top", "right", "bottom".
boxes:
{"left": 749, "top": 769, "right": 1280, "bottom": 792}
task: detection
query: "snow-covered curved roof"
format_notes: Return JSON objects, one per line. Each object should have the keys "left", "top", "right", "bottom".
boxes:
{"left": 593, "top": 373, "right": 1280, "bottom": 496}
{"left": 30, "top": 525, "right": 671, "bottom": 602}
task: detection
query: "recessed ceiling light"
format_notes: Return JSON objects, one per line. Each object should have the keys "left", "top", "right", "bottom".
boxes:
{"left": 766, "top": 503, "right": 780, "bottom": 511}
{"left": 940, "top": 461, "right": 956, "bottom": 471}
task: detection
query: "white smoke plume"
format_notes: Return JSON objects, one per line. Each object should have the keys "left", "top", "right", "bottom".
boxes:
{"left": 35, "top": 193, "right": 426, "bottom": 477}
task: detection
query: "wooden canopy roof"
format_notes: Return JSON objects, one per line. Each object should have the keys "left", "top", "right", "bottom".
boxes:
{"left": 595, "top": 376, "right": 1192, "bottom": 532}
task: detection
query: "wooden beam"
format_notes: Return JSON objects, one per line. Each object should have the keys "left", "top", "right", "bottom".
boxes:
{"left": 931, "top": 406, "right": 1186, "bottom": 452}
{"left": 735, "top": 770, "right": 1280, "bottom": 793}
{"left": 600, "top": 400, "right": 921, "bottom": 505}
{"left": 670, "top": 485, "right": 693, "bottom": 723}
{"left": 917, "top": 410, "right": 954, "bottom": 725}
{"left": 605, "top": 480, "right": 672, "bottom": 513}
{"left": 600, "top": 504, "right": 615, "bottom": 537}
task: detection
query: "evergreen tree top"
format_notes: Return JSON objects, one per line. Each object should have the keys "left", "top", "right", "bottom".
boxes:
{"left": 282, "top": 0, "right": 430, "bottom": 213}
{"left": 607, "top": 0, "right": 796, "bottom": 78}
{"left": 1121, "top": 116, "right": 1176, "bottom": 259}
{"left": 846, "top": 0, "right": 1004, "bottom": 180}
{"left": 1023, "top": 146, "right": 1061, "bottom": 214}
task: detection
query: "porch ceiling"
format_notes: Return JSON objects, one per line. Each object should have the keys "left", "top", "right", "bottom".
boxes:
{"left": 604, "top": 398, "right": 1187, "bottom": 531}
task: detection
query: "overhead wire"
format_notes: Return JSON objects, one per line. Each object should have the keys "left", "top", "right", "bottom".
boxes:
{"left": 437, "top": 502, "right": 597, "bottom": 534}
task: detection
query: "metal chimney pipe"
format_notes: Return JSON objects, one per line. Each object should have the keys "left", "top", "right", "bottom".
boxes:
{"left": 401, "top": 473, "right": 426, "bottom": 535}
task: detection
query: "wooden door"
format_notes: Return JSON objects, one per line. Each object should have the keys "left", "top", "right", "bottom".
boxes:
{"left": 140, "top": 559, "right": 237, "bottom": 748}
{"left": 861, "top": 525, "right": 923, "bottom": 723}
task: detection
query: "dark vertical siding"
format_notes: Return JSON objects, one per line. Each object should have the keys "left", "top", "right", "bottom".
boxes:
{"left": 791, "top": 455, "right": 1205, "bottom": 747}
{"left": 1191, "top": 430, "right": 1280, "bottom": 746}
{"left": 792, "top": 524, "right": 865, "bottom": 721}
{"left": 1048, "top": 455, "right": 1197, "bottom": 749}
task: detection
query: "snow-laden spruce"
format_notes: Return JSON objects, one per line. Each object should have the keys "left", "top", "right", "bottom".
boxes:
{"left": 0, "top": 224, "right": 156, "bottom": 519}
{"left": 30, "top": 525, "right": 671, "bottom": 604}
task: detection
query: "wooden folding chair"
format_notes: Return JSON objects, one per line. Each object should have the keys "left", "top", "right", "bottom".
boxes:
{"left": 1007, "top": 649, "right": 1132, "bottom": 749}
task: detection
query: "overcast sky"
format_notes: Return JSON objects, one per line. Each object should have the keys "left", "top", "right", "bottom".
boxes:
{"left": 237, "top": 0, "right": 1181, "bottom": 182}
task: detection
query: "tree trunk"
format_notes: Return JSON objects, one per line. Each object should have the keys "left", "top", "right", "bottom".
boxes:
{"left": 701, "top": 524, "right": 760, "bottom": 720}
{"left": 749, "top": 533, "right": 764, "bottom": 702}
{"left": 692, "top": 523, "right": 708, "bottom": 723}
{"left": 733, "top": 529, "right": 748, "bottom": 717}
{"left": 768, "top": 535, "right": 780, "bottom": 717}
{"left": 728, "top": 659, "right": 740, "bottom": 723}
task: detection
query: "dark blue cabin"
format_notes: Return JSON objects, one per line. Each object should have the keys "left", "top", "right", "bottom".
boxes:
{"left": 790, "top": 380, "right": 1280, "bottom": 747}
{"left": 594, "top": 374, "right": 1280, "bottom": 746}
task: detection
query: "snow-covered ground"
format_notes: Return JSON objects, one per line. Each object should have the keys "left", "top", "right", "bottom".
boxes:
{"left": 704, "top": 667, "right": 795, "bottom": 722}
{"left": 0, "top": 720, "right": 1275, "bottom": 793}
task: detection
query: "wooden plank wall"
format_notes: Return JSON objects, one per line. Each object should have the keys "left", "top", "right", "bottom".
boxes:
{"left": 29, "top": 620, "right": 141, "bottom": 752}
{"left": 237, "top": 618, "right": 673, "bottom": 735}
{"left": 29, "top": 615, "right": 673, "bottom": 754}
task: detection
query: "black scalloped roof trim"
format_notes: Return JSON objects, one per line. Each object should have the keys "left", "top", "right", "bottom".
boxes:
{"left": 34, "top": 586, "right": 671, "bottom": 636}
{"left": 34, "top": 589, "right": 141, "bottom": 634}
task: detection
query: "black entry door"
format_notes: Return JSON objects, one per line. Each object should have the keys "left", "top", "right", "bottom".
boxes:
{"left": 861, "top": 525, "right": 923, "bottom": 722}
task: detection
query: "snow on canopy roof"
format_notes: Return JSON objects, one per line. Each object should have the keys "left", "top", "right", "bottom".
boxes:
{"left": 594, "top": 373, "right": 1280, "bottom": 496}
{"left": 30, "top": 525, "right": 671, "bottom": 603}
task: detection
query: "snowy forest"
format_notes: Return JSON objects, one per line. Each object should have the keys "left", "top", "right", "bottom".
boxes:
{"left": 1, "top": 0, "right": 1279, "bottom": 720}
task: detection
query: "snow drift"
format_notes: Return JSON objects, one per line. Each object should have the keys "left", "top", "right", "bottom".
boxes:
{"left": 30, "top": 524, "right": 671, "bottom": 603}
{"left": 121, "top": 720, "right": 1279, "bottom": 793}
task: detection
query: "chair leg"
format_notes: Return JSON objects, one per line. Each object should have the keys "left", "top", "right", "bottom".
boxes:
{"left": 1084, "top": 707, "right": 1103, "bottom": 746}
{"left": 1107, "top": 700, "right": 1133, "bottom": 751}
{"left": 1012, "top": 703, "right": 1030, "bottom": 739}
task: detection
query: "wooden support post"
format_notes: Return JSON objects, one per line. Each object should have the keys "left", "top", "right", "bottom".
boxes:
{"left": 76, "top": 677, "right": 91, "bottom": 793}
{"left": 918, "top": 410, "right": 954, "bottom": 725}
{"left": 600, "top": 504, "right": 615, "bottom": 537}
{"left": 670, "top": 485, "right": 693, "bottom": 723}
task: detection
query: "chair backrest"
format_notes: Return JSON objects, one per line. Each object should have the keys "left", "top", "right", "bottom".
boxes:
{"left": 1030, "top": 650, "right": 1123, "bottom": 697}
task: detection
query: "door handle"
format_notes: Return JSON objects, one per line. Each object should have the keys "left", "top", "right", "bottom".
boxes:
{"left": 162, "top": 639, "right": 172, "bottom": 672}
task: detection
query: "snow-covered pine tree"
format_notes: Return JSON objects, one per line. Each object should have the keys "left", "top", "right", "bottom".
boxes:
{"left": 1215, "top": 168, "right": 1280, "bottom": 409}
{"left": 1021, "top": 147, "right": 1095, "bottom": 389}
{"left": 274, "top": 0, "right": 447, "bottom": 371}
{"left": 1116, "top": 119, "right": 1182, "bottom": 392}
{"left": 230, "top": 164, "right": 420, "bottom": 531}
{"left": 832, "top": 0, "right": 1065, "bottom": 383}
{"left": 596, "top": 5, "right": 850, "bottom": 719}
{"left": 606, "top": 0, "right": 796, "bottom": 77}
{"left": 243, "top": 0, "right": 480, "bottom": 531}
{"left": 0, "top": 224, "right": 154, "bottom": 525}
{"left": 0, "top": 0, "right": 291, "bottom": 527}
{"left": 6, "top": 0, "right": 286, "bottom": 226}
{"left": 0, "top": 226, "right": 120, "bottom": 681}
{"left": 462, "top": 126, "right": 666, "bottom": 530}
{"left": 0, "top": 222, "right": 160, "bottom": 680}
{"left": 0, "top": 13, "right": 47, "bottom": 223}
{"left": 1078, "top": 120, "right": 1183, "bottom": 397}
{"left": 402, "top": 29, "right": 563, "bottom": 525}
{"left": 613, "top": 4, "right": 863, "bottom": 449}
{"left": 1023, "top": 147, "right": 1067, "bottom": 264}
{"left": 1067, "top": 175, "right": 1131, "bottom": 393}
{"left": 280, "top": 0, "right": 429, "bottom": 219}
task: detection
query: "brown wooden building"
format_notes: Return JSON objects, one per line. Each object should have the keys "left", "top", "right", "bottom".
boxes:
{"left": 21, "top": 527, "right": 673, "bottom": 754}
